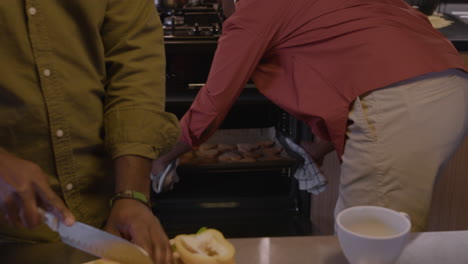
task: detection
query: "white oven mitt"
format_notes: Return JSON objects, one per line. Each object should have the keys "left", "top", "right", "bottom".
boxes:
{"left": 150, "top": 160, "right": 179, "bottom": 194}
{"left": 283, "top": 137, "right": 327, "bottom": 195}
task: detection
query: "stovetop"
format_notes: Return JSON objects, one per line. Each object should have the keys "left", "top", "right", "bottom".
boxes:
{"left": 159, "top": 5, "right": 223, "bottom": 40}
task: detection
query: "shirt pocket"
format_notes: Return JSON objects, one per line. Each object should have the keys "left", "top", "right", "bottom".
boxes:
{"left": 348, "top": 95, "right": 378, "bottom": 141}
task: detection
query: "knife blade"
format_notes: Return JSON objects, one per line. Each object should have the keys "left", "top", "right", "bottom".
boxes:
{"left": 39, "top": 208, "right": 153, "bottom": 264}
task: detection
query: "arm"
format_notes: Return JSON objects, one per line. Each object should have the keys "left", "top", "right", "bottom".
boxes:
{"left": 300, "top": 138, "right": 335, "bottom": 167}
{"left": 152, "top": 26, "right": 269, "bottom": 174}
{"left": 100, "top": 1, "right": 179, "bottom": 263}
{"left": 114, "top": 156, "right": 152, "bottom": 198}
{"left": 0, "top": 148, "right": 74, "bottom": 228}
{"left": 105, "top": 155, "right": 171, "bottom": 264}
{"left": 151, "top": 136, "right": 191, "bottom": 176}
{"left": 179, "top": 22, "right": 272, "bottom": 147}
{"left": 153, "top": 0, "right": 287, "bottom": 171}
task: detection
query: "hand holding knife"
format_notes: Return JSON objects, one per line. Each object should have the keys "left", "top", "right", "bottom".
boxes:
{"left": 38, "top": 208, "right": 153, "bottom": 264}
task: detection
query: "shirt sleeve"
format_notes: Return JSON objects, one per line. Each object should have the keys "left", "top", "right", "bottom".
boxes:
{"left": 180, "top": 3, "right": 284, "bottom": 147}
{"left": 101, "top": 0, "right": 180, "bottom": 160}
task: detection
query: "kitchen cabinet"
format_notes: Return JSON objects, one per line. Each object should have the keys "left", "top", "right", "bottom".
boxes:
{"left": 428, "top": 133, "right": 468, "bottom": 230}
{"left": 427, "top": 52, "right": 468, "bottom": 231}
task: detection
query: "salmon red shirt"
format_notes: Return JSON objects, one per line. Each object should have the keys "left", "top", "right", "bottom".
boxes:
{"left": 180, "top": 0, "right": 468, "bottom": 157}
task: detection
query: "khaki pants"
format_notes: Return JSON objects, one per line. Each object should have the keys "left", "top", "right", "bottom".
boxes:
{"left": 335, "top": 69, "right": 468, "bottom": 231}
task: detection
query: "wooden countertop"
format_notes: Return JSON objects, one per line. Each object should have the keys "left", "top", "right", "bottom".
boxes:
{"left": 1, "top": 231, "right": 468, "bottom": 264}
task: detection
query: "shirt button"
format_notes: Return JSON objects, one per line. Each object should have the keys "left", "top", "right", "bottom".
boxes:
{"left": 56, "top": 129, "right": 64, "bottom": 137}
{"left": 66, "top": 183, "right": 74, "bottom": 191}
{"left": 43, "top": 69, "right": 51, "bottom": 77}
{"left": 28, "top": 7, "right": 37, "bottom": 15}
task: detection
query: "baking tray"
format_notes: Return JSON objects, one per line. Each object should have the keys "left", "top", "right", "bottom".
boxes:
{"left": 176, "top": 127, "right": 298, "bottom": 172}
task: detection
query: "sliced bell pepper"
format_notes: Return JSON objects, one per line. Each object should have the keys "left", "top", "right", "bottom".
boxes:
{"left": 172, "top": 228, "right": 235, "bottom": 264}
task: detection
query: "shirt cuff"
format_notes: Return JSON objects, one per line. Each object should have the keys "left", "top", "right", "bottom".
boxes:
{"left": 105, "top": 108, "right": 180, "bottom": 160}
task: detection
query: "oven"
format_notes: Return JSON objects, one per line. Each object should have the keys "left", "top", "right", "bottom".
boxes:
{"left": 151, "top": 1, "right": 313, "bottom": 238}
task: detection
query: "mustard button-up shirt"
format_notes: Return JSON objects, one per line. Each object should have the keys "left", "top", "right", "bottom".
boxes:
{"left": 0, "top": 0, "right": 180, "bottom": 242}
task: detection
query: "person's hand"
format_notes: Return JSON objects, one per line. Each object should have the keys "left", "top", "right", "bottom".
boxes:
{"left": 104, "top": 199, "right": 173, "bottom": 264}
{"left": 0, "top": 149, "right": 75, "bottom": 228}
{"left": 151, "top": 155, "right": 172, "bottom": 179}
{"left": 300, "top": 139, "right": 335, "bottom": 167}
{"left": 151, "top": 139, "right": 191, "bottom": 178}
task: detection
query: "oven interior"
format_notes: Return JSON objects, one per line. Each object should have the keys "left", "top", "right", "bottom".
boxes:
{"left": 153, "top": 101, "right": 313, "bottom": 238}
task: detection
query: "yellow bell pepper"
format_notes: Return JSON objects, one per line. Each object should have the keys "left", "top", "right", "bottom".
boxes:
{"left": 172, "top": 228, "right": 236, "bottom": 264}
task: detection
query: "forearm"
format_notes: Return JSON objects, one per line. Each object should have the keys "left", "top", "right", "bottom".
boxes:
{"left": 316, "top": 140, "right": 335, "bottom": 156}
{"left": 114, "top": 155, "right": 152, "bottom": 198}
{"left": 108, "top": 156, "right": 173, "bottom": 263}
{"left": 179, "top": 23, "right": 270, "bottom": 147}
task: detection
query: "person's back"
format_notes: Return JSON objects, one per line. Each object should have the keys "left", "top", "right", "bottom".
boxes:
{"left": 224, "top": 0, "right": 466, "bottom": 153}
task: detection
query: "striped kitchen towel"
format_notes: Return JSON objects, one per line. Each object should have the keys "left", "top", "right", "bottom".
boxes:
{"left": 284, "top": 137, "right": 327, "bottom": 195}
{"left": 151, "top": 160, "right": 179, "bottom": 194}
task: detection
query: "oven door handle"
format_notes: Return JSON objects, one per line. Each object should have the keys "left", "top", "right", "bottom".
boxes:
{"left": 199, "top": 202, "right": 240, "bottom": 209}
{"left": 188, "top": 83, "right": 205, "bottom": 90}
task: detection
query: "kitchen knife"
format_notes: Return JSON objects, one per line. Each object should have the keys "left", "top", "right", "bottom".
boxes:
{"left": 39, "top": 208, "right": 153, "bottom": 264}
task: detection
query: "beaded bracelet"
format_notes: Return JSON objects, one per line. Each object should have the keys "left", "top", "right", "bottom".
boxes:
{"left": 109, "top": 190, "right": 151, "bottom": 209}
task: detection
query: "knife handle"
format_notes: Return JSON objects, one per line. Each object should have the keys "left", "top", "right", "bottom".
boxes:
{"left": 37, "top": 208, "right": 59, "bottom": 232}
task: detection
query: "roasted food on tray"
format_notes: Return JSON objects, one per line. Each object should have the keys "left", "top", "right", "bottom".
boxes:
{"left": 180, "top": 140, "right": 286, "bottom": 165}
